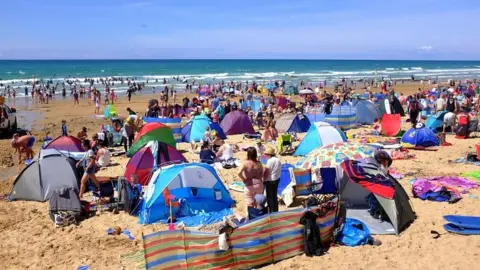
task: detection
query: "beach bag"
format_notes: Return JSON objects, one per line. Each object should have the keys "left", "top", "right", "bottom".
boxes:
{"left": 221, "top": 158, "right": 237, "bottom": 169}
{"left": 336, "top": 218, "right": 371, "bottom": 247}
{"left": 49, "top": 188, "right": 82, "bottom": 227}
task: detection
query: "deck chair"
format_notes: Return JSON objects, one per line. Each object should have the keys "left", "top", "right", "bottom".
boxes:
{"left": 277, "top": 134, "right": 294, "bottom": 155}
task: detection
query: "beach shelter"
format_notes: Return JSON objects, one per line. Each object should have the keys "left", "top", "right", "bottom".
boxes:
{"left": 103, "top": 104, "right": 118, "bottom": 118}
{"left": 124, "top": 145, "right": 187, "bottom": 185}
{"left": 425, "top": 111, "right": 448, "bottom": 132}
{"left": 143, "top": 117, "right": 182, "bottom": 142}
{"left": 339, "top": 160, "right": 415, "bottom": 235}
{"left": 44, "top": 136, "right": 83, "bottom": 152}
{"left": 294, "top": 122, "right": 347, "bottom": 156}
{"left": 9, "top": 149, "right": 80, "bottom": 202}
{"left": 241, "top": 99, "right": 263, "bottom": 113}
{"left": 324, "top": 106, "right": 357, "bottom": 130}
{"left": 127, "top": 123, "right": 176, "bottom": 157}
{"left": 181, "top": 115, "right": 227, "bottom": 143}
{"left": 275, "top": 113, "right": 312, "bottom": 133}
{"left": 378, "top": 94, "right": 405, "bottom": 116}
{"left": 381, "top": 114, "right": 401, "bottom": 137}
{"left": 352, "top": 99, "right": 381, "bottom": 124}
{"left": 401, "top": 124, "right": 439, "bottom": 149}
{"left": 297, "top": 142, "right": 376, "bottom": 169}
{"left": 220, "top": 110, "right": 255, "bottom": 135}
{"left": 283, "top": 85, "right": 299, "bottom": 95}
{"left": 139, "top": 163, "right": 234, "bottom": 224}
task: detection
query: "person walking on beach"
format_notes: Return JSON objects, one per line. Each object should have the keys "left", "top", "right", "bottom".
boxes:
{"left": 264, "top": 146, "right": 281, "bottom": 213}
{"left": 73, "top": 90, "right": 79, "bottom": 106}
{"left": 11, "top": 133, "right": 35, "bottom": 164}
{"left": 122, "top": 118, "right": 135, "bottom": 153}
{"left": 94, "top": 94, "right": 100, "bottom": 114}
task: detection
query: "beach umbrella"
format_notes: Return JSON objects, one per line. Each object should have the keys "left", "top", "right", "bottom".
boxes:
{"left": 299, "top": 89, "right": 315, "bottom": 95}
{"left": 127, "top": 123, "right": 176, "bottom": 157}
{"left": 297, "top": 142, "right": 376, "bottom": 169}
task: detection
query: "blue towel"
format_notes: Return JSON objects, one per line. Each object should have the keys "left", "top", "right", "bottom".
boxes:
{"left": 107, "top": 228, "right": 135, "bottom": 240}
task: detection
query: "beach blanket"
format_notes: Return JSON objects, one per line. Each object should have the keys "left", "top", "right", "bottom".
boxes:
{"left": 460, "top": 171, "right": 480, "bottom": 181}
{"left": 229, "top": 181, "right": 245, "bottom": 192}
{"left": 449, "top": 157, "right": 480, "bottom": 166}
{"left": 412, "top": 176, "right": 479, "bottom": 203}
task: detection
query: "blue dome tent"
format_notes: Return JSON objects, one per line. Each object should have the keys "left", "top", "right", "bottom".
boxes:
{"left": 425, "top": 111, "right": 448, "bottom": 132}
{"left": 139, "top": 163, "right": 234, "bottom": 225}
{"left": 352, "top": 100, "right": 381, "bottom": 124}
{"left": 181, "top": 115, "right": 226, "bottom": 142}
{"left": 275, "top": 113, "right": 312, "bottom": 133}
{"left": 401, "top": 124, "right": 440, "bottom": 149}
{"left": 294, "top": 122, "right": 347, "bottom": 156}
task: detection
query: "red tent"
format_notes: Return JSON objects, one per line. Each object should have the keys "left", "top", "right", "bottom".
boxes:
{"left": 44, "top": 136, "right": 83, "bottom": 152}
{"left": 124, "top": 145, "right": 187, "bottom": 185}
{"left": 381, "top": 114, "right": 401, "bottom": 137}
{"left": 275, "top": 96, "right": 288, "bottom": 109}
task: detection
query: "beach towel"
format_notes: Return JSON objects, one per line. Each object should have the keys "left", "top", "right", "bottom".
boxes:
{"left": 460, "top": 171, "right": 480, "bottom": 181}
{"left": 107, "top": 228, "right": 135, "bottom": 240}
{"left": 229, "top": 181, "right": 245, "bottom": 192}
{"left": 412, "top": 176, "right": 479, "bottom": 203}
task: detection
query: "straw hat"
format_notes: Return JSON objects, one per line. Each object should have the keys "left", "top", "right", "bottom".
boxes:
{"left": 264, "top": 146, "right": 276, "bottom": 156}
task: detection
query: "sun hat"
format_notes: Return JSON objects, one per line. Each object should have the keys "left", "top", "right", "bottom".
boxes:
{"left": 264, "top": 146, "right": 276, "bottom": 156}
{"left": 256, "top": 140, "right": 262, "bottom": 145}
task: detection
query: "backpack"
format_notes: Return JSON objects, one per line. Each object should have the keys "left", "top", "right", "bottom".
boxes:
{"left": 49, "top": 188, "right": 82, "bottom": 227}
{"left": 221, "top": 158, "right": 237, "bottom": 169}
{"left": 118, "top": 177, "right": 142, "bottom": 215}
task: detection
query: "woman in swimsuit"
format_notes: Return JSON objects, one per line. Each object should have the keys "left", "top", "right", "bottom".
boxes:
{"left": 237, "top": 147, "right": 268, "bottom": 207}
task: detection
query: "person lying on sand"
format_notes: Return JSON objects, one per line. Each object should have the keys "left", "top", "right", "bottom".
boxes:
{"left": 11, "top": 134, "right": 35, "bottom": 164}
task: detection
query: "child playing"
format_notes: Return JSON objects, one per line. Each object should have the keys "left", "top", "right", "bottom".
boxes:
{"left": 43, "top": 132, "right": 53, "bottom": 148}
{"left": 372, "top": 118, "right": 382, "bottom": 135}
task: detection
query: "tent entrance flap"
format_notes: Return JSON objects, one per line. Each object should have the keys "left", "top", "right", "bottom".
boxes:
{"left": 346, "top": 209, "right": 396, "bottom": 235}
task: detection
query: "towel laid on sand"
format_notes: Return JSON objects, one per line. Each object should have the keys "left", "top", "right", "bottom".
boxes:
{"left": 412, "top": 176, "right": 479, "bottom": 203}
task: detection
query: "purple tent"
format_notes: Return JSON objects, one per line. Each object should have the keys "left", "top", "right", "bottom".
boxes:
{"left": 220, "top": 110, "right": 256, "bottom": 135}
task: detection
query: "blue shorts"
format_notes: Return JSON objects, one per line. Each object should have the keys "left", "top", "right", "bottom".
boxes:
{"left": 27, "top": 137, "right": 35, "bottom": 148}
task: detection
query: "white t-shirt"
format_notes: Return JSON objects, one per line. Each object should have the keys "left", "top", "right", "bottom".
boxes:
{"left": 266, "top": 157, "right": 282, "bottom": 181}
{"left": 219, "top": 143, "right": 233, "bottom": 160}
{"left": 444, "top": 112, "right": 456, "bottom": 126}
{"left": 436, "top": 98, "right": 446, "bottom": 111}
{"left": 97, "top": 148, "right": 111, "bottom": 167}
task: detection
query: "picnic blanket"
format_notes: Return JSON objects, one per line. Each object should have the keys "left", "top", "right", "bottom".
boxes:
{"left": 412, "top": 176, "right": 479, "bottom": 203}
{"left": 460, "top": 171, "right": 480, "bottom": 181}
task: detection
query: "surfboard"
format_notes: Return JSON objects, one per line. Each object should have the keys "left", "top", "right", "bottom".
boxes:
{"left": 384, "top": 99, "right": 392, "bottom": 114}
{"left": 444, "top": 215, "right": 480, "bottom": 229}
{"left": 443, "top": 223, "right": 480, "bottom": 235}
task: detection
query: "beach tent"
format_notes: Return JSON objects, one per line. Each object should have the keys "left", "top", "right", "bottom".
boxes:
{"left": 220, "top": 110, "right": 255, "bottom": 135}
{"left": 143, "top": 117, "right": 182, "bottom": 142}
{"left": 283, "top": 85, "right": 299, "bottom": 95}
{"left": 127, "top": 122, "right": 176, "bottom": 157}
{"left": 378, "top": 94, "right": 405, "bottom": 116}
{"left": 294, "top": 122, "right": 347, "bottom": 156}
{"left": 241, "top": 99, "right": 263, "bottom": 113}
{"left": 181, "top": 115, "right": 227, "bottom": 143}
{"left": 275, "top": 113, "right": 312, "bottom": 133}
{"left": 352, "top": 100, "right": 381, "bottom": 124}
{"left": 425, "top": 111, "right": 448, "bottom": 132}
{"left": 324, "top": 106, "right": 357, "bottom": 130}
{"left": 275, "top": 96, "right": 288, "bottom": 109}
{"left": 44, "top": 136, "right": 83, "bottom": 152}
{"left": 103, "top": 104, "right": 118, "bottom": 118}
{"left": 139, "top": 163, "right": 234, "bottom": 225}
{"left": 9, "top": 149, "right": 80, "bottom": 202}
{"left": 401, "top": 125, "right": 439, "bottom": 148}
{"left": 124, "top": 145, "right": 187, "bottom": 185}
{"left": 339, "top": 160, "right": 415, "bottom": 235}
{"left": 381, "top": 114, "right": 401, "bottom": 137}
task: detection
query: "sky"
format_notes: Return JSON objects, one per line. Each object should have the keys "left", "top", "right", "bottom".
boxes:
{"left": 0, "top": 0, "right": 479, "bottom": 60}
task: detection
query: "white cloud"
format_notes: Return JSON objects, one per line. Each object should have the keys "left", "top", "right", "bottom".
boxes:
{"left": 419, "top": 46, "right": 433, "bottom": 52}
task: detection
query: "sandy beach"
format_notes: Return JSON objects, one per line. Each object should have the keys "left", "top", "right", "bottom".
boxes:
{"left": 1, "top": 82, "right": 480, "bottom": 270}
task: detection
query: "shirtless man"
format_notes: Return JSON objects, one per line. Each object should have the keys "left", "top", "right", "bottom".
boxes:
{"left": 11, "top": 134, "right": 35, "bottom": 163}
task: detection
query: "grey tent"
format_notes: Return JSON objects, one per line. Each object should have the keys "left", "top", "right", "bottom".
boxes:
{"left": 9, "top": 149, "right": 80, "bottom": 202}
{"left": 337, "top": 160, "right": 415, "bottom": 235}
{"left": 275, "top": 113, "right": 311, "bottom": 133}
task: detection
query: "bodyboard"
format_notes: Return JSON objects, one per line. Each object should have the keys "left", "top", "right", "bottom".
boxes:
{"left": 444, "top": 223, "right": 480, "bottom": 235}
{"left": 444, "top": 215, "right": 480, "bottom": 229}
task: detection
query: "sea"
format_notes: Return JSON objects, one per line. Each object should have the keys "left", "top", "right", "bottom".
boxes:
{"left": 1, "top": 59, "right": 480, "bottom": 98}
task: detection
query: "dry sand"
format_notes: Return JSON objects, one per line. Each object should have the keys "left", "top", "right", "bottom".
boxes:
{"left": 1, "top": 83, "right": 480, "bottom": 269}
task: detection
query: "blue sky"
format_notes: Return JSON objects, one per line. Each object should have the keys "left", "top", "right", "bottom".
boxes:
{"left": 0, "top": 0, "right": 479, "bottom": 60}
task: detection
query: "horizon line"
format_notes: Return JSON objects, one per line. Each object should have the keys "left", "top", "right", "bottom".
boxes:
{"left": 1, "top": 58, "right": 480, "bottom": 62}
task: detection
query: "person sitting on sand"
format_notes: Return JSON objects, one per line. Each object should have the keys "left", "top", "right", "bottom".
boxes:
{"left": 255, "top": 140, "right": 265, "bottom": 155}
{"left": 126, "top": 107, "right": 136, "bottom": 116}
{"left": 77, "top": 140, "right": 99, "bottom": 199}
{"left": 96, "top": 141, "right": 111, "bottom": 167}
{"left": 261, "top": 122, "right": 278, "bottom": 142}
{"left": 77, "top": 127, "right": 88, "bottom": 141}
{"left": 199, "top": 143, "right": 216, "bottom": 164}
{"left": 11, "top": 133, "right": 35, "bottom": 164}
{"left": 216, "top": 139, "right": 234, "bottom": 162}
{"left": 372, "top": 118, "right": 382, "bottom": 135}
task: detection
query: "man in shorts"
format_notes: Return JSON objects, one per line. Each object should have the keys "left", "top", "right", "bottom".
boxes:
{"left": 443, "top": 112, "right": 457, "bottom": 133}
{"left": 11, "top": 133, "right": 35, "bottom": 164}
